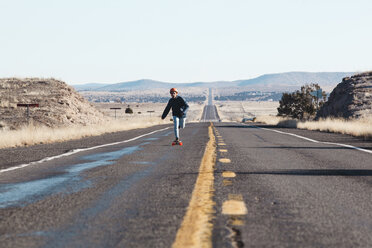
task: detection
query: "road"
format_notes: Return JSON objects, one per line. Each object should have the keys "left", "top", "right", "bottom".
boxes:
{"left": 200, "top": 88, "right": 220, "bottom": 122}
{"left": 212, "top": 122, "right": 372, "bottom": 247}
{"left": 1, "top": 104, "right": 372, "bottom": 247}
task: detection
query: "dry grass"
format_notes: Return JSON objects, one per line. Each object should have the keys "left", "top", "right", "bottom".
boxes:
{"left": 254, "top": 115, "right": 298, "bottom": 127}
{"left": 255, "top": 115, "right": 372, "bottom": 138}
{"left": 0, "top": 118, "right": 170, "bottom": 149}
{"left": 297, "top": 117, "right": 372, "bottom": 138}
{"left": 93, "top": 102, "right": 204, "bottom": 122}
{"left": 0, "top": 102, "right": 204, "bottom": 149}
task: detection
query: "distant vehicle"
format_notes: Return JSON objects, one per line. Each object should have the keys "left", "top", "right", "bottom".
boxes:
{"left": 242, "top": 117, "right": 256, "bottom": 123}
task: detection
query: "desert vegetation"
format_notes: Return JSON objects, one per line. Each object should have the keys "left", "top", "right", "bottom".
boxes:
{"left": 277, "top": 83, "right": 327, "bottom": 119}
{"left": 80, "top": 87, "right": 207, "bottom": 103}
{"left": 0, "top": 102, "right": 204, "bottom": 149}
{"left": 215, "top": 101, "right": 279, "bottom": 122}
{"left": 254, "top": 116, "right": 372, "bottom": 139}
{"left": 254, "top": 73, "right": 372, "bottom": 139}
{"left": 0, "top": 118, "right": 166, "bottom": 149}
{"left": 93, "top": 102, "right": 204, "bottom": 122}
{"left": 0, "top": 78, "right": 205, "bottom": 149}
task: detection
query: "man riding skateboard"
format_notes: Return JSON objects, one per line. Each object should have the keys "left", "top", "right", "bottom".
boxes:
{"left": 161, "top": 88, "right": 189, "bottom": 145}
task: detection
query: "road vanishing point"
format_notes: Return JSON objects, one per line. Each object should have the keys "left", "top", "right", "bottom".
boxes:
{"left": 1, "top": 98, "right": 372, "bottom": 247}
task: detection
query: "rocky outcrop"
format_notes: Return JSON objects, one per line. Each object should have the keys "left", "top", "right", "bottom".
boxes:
{"left": 0, "top": 78, "right": 107, "bottom": 130}
{"left": 316, "top": 71, "right": 372, "bottom": 119}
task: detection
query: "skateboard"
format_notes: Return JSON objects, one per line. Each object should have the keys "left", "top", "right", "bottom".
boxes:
{"left": 172, "top": 140, "right": 183, "bottom": 146}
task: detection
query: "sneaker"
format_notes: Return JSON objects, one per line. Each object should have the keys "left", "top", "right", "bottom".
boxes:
{"left": 172, "top": 138, "right": 179, "bottom": 145}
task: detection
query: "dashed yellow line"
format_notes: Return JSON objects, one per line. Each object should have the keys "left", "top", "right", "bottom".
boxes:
{"left": 223, "top": 179, "right": 233, "bottom": 186}
{"left": 219, "top": 158, "right": 231, "bottom": 163}
{"left": 229, "top": 194, "right": 243, "bottom": 201}
{"left": 222, "top": 194, "right": 248, "bottom": 216}
{"left": 222, "top": 171, "right": 236, "bottom": 178}
{"left": 172, "top": 123, "right": 216, "bottom": 248}
{"left": 229, "top": 216, "right": 245, "bottom": 226}
{"left": 214, "top": 129, "right": 248, "bottom": 228}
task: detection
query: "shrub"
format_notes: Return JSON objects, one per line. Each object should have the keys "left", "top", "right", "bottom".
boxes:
{"left": 125, "top": 107, "right": 133, "bottom": 114}
{"left": 277, "top": 83, "right": 326, "bottom": 119}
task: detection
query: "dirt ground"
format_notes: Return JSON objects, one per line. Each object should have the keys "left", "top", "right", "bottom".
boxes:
{"left": 93, "top": 102, "right": 205, "bottom": 123}
{"left": 215, "top": 101, "right": 279, "bottom": 122}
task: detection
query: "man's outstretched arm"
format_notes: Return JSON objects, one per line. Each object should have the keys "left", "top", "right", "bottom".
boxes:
{"left": 161, "top": 100, "right": 172, "bottom": 119}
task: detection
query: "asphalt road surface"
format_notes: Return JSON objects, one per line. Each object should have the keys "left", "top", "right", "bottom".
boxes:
{"left": 200, "top": 88, "right": 220, "bottom": 122}
{"left": 1, "top": 105, "right": 372, "bottom": 247}
{"left": 200, "top": 105, "right": 220, "bottom": 122}
{"left": 212, "top": 122, "right": 372, "bottom": 247}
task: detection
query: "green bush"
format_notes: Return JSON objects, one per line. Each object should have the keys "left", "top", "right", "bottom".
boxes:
{"left": 125, "top": 107, "right": 133, "bottom": 114}
{"left": 277, "top": 83, "right": 326, "bottom": 119}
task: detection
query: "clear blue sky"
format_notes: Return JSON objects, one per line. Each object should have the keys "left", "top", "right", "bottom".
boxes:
{"left": 1, "top": 0, "right": 371, "bottom": 84}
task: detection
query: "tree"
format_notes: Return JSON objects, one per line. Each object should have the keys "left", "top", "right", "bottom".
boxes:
{"left": 277, "top": 83, "right": 326, "bottom": 119}
{"left": 125, "top": 107, "right": 133, "bottom": 114}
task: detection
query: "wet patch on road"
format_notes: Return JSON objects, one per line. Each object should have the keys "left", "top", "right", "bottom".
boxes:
{"left": 41, "top": 154, "right": 176, "bottom": 247}
{"left": 130, "top": 161, "right": 156, "bottom": 165}
{"left": 0, "top": 143, "right": 148, "bottom": 208}
{"left": 144, "top": 137, "right": 159, "bottom": 141}
{"left": 43, "top": 166, "right": 155, "bottom": 247}
{"left": 162, "top": 131, "right": 173, "bottom": 137}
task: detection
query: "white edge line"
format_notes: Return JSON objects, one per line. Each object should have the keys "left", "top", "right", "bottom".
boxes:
{"left": 260, "top": 127, "right": 320, "bottom": 143}
{"left": 244, "top": 124, "right": 372, "bottom": 155}
{"left": 321, "top": 141, "right": 372, "bottom": 154}
{"left": 0, "top": 127, "right": 171, "bottom": 174}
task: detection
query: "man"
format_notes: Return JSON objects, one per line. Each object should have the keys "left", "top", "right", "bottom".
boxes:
{"left": 161, "top": 88, "right": 189, "bottom": 144}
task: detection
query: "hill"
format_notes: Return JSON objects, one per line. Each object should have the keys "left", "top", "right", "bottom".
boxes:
{"left": 72, "top": 72, "right": 355, "bottom": 92}
{"left": 235, "top": 72, "right": 354, "bottom": 90}
{"left": 0, "top": 78, "right": 107, "bottom": 130}
{"left": 73, "top": 83, "right": 109, "bottom": 91}
{"left": 77, "top": 79, "right": 232, "bottom": 92}
{"left": 316, "top": 71, "right": 372, "bottom": 119}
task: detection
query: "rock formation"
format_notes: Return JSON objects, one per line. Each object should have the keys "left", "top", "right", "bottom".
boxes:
{"left": 316, "top": 71, "right": 372, "bottom": 119}
{"left": 0, "top": 78, "right": 107, "bottom": 130}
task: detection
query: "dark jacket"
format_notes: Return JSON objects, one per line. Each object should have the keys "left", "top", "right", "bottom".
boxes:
{"left": 161, "top": 96, "right": 189, "bottom": 119}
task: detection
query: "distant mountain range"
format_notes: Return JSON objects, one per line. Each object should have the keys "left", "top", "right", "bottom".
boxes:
{"left": 72, "top": 72, "right": 356, "bottom": 92}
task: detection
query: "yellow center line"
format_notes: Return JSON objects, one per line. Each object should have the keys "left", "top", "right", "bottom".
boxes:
{"left": 172, "top": 123, "right": 217, "bottom": 248}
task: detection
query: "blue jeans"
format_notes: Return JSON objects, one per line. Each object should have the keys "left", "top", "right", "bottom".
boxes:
{"left": 173, "top": 116, "right": 186, "bottom": 139}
